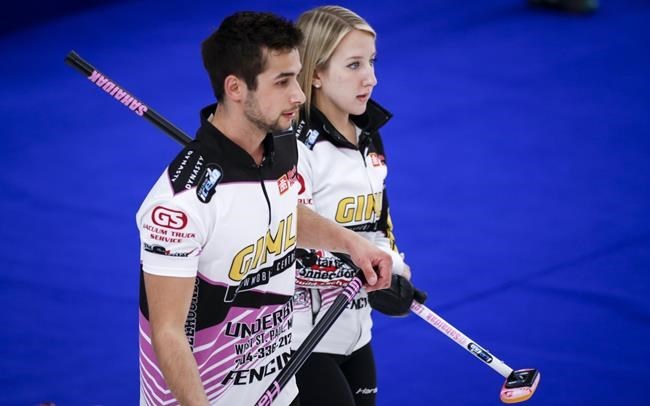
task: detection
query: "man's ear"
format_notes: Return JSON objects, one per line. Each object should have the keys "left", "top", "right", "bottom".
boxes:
{"left": 224, "top": 75, "right": 245, "bottom": 102}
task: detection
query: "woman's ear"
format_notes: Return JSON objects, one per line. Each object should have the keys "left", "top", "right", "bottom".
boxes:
{"left": 312, "top": 72, "right": 322, "bottom": 89}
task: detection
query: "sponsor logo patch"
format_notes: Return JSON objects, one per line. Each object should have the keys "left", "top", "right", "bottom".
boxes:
{"left": 296, "top": 172, "right": 306, "bottom": 195}
{"left": 368, "top": 152, "right": 385, "bottom": 167}
{"left": 293, "top": 290, "right": 309, "bottom": 307}
{"left": 278, "top": 165, "right": 299, "bottom": 195}
{"left": 468, "top": 342, "right": 493, "bottom": 364}
{"left": 277, "top": 174, "right": 290, "bottom": 195}
{"left": 196, "top": 164, "right": 222, "bottom": 203}
{"left": 143, "top": 243, "right": 194, "bottom": 257}
{"left": 355, "top": 387, "right": 378, "bottom": 395}
{"left": 295, "top": 250, "right": 356, "bottom": 288}
{"left": 151, "top": 206, "right": 187, "bottom": 229}
{"left": 168, "top": 149, "right": 206, "bottom": 194}
{"left": 305, "top": 129, "right": 319, "bottom": 149}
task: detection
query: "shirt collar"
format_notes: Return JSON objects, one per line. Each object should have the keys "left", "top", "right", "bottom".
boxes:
{"left": 304, "top": 99, "right": 393, "bottom": 149}
{"left": 196, "top": 103, "right": 276, "bottom": 167}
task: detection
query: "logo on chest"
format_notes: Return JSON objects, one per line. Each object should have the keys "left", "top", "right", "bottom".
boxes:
{"left": 368, "top": 152, "right": 385, "bottom": 167}
{"left": 335, "top": 192, "right": 383, "bottom": 224}
{"left": 277, "top": 165, "right": 299, "bottom": 195}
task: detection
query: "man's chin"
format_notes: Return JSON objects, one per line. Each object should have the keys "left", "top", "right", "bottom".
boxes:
{"left": 271, "top": 120, "right": 294, "bottom": 133}
{"left": 255, "top": 122, "right": 288, "bottom": 135}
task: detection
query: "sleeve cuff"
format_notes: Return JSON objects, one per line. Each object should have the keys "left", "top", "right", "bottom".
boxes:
{"left": 141, "top": 251, "right": 199, "bottom": 278}
{"left": 383, "top": 248, "right": 406, "bottom": 276}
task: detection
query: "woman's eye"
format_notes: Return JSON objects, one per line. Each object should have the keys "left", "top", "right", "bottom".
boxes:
{"left": 347, "top": 62, "right": 360, "bottom": 69}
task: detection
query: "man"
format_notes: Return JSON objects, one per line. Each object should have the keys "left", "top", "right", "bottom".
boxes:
{"left": 136, "top": 12, "right": 391, "bottom": 406}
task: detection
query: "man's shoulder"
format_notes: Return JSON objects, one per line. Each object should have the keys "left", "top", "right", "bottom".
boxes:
{"left": 165, "top": 142, "right": 223, "bottom": 203}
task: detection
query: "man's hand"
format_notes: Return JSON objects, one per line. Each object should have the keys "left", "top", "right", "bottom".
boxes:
{"left": 346, "top": 234, "right": 392, "bottom": 292}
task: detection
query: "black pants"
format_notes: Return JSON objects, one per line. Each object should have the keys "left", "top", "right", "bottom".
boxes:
{"left": 295, "top": 343, "right": 377, "bottom": 406}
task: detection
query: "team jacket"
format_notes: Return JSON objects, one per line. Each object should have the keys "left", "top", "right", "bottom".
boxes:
{"left": 291, "top": 100, "right": 406, "bottom": 355}
{"left": 136, "top": 104, "right": 300, "bottom": 406}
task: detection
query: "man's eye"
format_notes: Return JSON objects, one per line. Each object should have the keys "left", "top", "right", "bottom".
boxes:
{"left": 277, "top": 80, "right": 288, "bottom": 86}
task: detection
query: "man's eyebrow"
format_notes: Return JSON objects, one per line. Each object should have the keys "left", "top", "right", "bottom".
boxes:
{"left": 274, "top": 71, "right": 298, "bottom": 80}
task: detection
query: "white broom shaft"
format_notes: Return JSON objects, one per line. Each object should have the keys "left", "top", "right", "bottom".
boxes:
{"left": 410, "top": 301, "right": 513, "bottom": 378}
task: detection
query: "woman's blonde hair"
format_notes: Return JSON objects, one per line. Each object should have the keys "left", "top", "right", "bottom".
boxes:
{"left": 296, "top": 6, "right": 376, "bottom": 120}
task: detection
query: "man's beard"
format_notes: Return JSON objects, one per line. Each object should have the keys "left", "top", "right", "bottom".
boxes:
{"left": 244, "top": 93, "right": 287, "bottom": 133}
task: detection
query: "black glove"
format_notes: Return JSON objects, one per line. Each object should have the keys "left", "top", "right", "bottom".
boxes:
{"left": 368, "top": 274, "right": 428, "bottom": 317}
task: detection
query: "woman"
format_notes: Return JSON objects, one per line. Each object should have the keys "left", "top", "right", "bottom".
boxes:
{"left": 292, "top": 6, "right": 410, "bottom": 405}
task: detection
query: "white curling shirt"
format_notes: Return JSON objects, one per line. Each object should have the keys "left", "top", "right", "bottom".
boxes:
{"left": 291, "top": 100, "right": 406, "bottom": 355}
{"left": 137, "top": 104, "right": 300, "bottom": 406}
